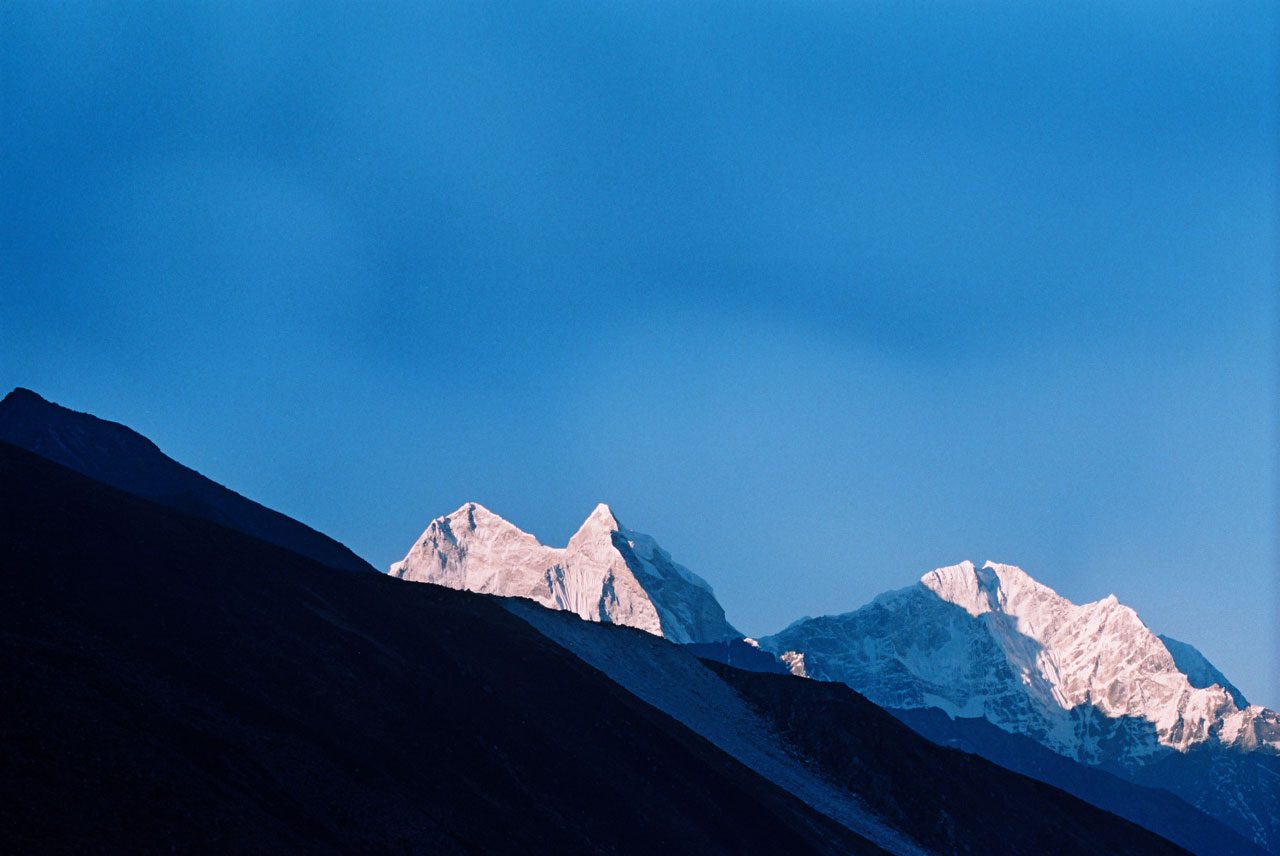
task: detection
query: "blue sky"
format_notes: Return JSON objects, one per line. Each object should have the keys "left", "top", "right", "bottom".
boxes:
{"left": 3, "top": 2, "right": 1276, "bottom": 706}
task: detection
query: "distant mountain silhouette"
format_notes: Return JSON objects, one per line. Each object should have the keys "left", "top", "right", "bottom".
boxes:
{"left": 0, "top": 387, "right": 373, "bottom": 574}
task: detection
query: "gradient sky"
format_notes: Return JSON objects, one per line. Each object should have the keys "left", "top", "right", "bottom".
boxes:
{"left": 3, "top": 2, "right": 1276, "bottom": 706}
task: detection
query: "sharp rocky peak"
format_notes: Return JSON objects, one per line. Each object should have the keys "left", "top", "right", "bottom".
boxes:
{"left": 570, "top": 502, "right": 622, "bottom": 543}
{"left": 391, "top": 501, "right": 739, "bottom": 644}
{"left": 430, "top": 501, "right": 622, "bottom": 547}
{"left": 439, "top": 501, "right": 517, "bottom": 533}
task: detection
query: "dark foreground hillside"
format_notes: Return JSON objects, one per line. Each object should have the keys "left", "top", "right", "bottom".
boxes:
{"left": 0, "top": 439, "right": 1191, "bottom": 855}
{"left": 0, "top": 442, "right": 881, "bottom": 855}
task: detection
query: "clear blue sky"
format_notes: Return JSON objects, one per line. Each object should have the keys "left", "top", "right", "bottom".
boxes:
{"left": 3, "top": 2, "right": 1276, "bottom": 706}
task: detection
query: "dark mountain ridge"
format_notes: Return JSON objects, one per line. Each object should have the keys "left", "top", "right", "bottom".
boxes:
{"left": 0, "top": 387, "right": 374, "bottom": 574}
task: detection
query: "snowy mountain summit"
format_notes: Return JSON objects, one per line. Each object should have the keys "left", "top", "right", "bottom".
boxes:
{"left": 391, "top": 502, "right": 740, "bottom": 644}
{"left": 761, "top": 560, "right": 1279, "bottom": 766}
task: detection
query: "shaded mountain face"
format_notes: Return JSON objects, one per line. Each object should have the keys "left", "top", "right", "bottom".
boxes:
{"left": 391, "top": 501, "right": 740, "bottom": 643}
{"left": 889, "top": 707, "right": 1264, "bottom": 856}
{"left": 0, "top": 442, "right": 882, "bottom": 855}
{"left": 1128, "top": 748, "right": 1280, "bottom": 856}
{"left": 0, "top": 387, "right": 373, "bottom": 574}
{"left": 705, "top": 664, "right": 1203, "bottom": 856}
{"left": 759, "top": 560, "right": 1280, "bottom": 851}
{"left": 508, "top": 599, "right": 1189, "bottom": 856}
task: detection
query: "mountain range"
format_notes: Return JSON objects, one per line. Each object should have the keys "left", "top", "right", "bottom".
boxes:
{"left": 2, "top": 387, "right": 1275, "bottom": 854}
{"left": 385, "top": 503, "right": 1277, "bottom": 853}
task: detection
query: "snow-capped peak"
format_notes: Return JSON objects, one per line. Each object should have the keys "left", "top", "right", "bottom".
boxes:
{"left": 761, "top": 559, "right": 1278, "bottom": 765}
{"left": 390, "top": 503, "right": 739, "bottom": 644}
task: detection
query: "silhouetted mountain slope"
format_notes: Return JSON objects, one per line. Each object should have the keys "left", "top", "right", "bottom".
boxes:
{"left": 684, "top": 638, "right": 792, "bottom": 674}
{"left": 0, "top": 442, "right": 882, "bottom": 855}
{"left": 0, "top": 387, "right": 373, "bottom": 574}
{"left": 702, "top": 662, "right": 1190, "bottom": 856}
{"left": 890, "top": 707, "right": 1263, "bottom": 856}
{"left": 1129, "top": 749, "right": 1280, "bottom": 856}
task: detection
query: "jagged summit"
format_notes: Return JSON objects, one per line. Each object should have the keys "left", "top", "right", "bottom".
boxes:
{"left": 921, "top": 560, "right": 1063, "bottom": 618}
{"left": 454, "top": 500, "right": 496, "bottom": 521}
{"left": 391, "top": 503, "right": 739, "bottom": 644}
{"left": 444, "top": 501, "right": 522, "bottom": 533}
{"left": 570, "top": 502, "right": 622, "bottom": 542}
